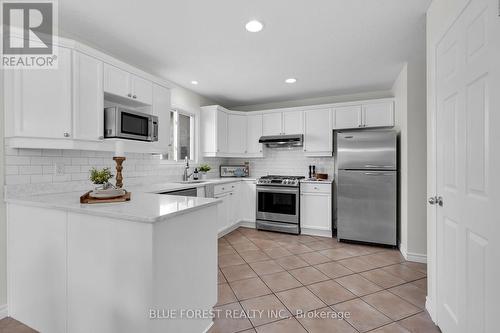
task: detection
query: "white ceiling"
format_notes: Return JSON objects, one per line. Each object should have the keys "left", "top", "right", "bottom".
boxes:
{"left": 59, "top": 0, "right": 430, "bottom": 107}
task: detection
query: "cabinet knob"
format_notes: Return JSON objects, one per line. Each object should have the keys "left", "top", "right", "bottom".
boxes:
{"left": 63, "top": 132, "right": 70, "bottom": 138}
{"left": 358, "top": 124, "right": 363, "bottom": 128}
{"left": 127, "top": 93, "right": 132, "bottom": 97}
{"left": 133, "top": 95, "right": 137, "bottom": 99}
{"left": 98, "top": 136, "right": 104, "bottom": 140}
{"left": 314, "top": 186, "right": 318, "bottom": 190}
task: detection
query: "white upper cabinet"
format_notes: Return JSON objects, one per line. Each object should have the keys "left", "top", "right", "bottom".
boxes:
{"left": 303, "top": 108, "right": 332, "bottom": 156}
{"left": 282, "top": 110, "right": 304, "bottom": 135}
{"left": 103, "top": 64, "right": 153, "bottom": 105}
{"left": 103, "top": 64, "right": 130, "bottom": 99}
{"left": 262, "top": 112, "right": 283, "bottom": 136}
{"left": 73, "top": 51, "right": 104, "bottom": 141}
{"left": 227, "top": 114, "right": 247, "bottom": 154}
{"left": 362, "top": 102, "right": 394, "bottom": 127}
{"left": 246, "top": 114, "right": 263, "bottom": 156}
{"left": 4, "top": 46, "right": 72, "bottom": 139}
{"left": 217, "top": 110, "right": 228, "bottom": 154}
{"left": 152, "top": 84, "right": 171, "bottom": 152}
{"left": 333, "top": 105, "right": 363, "bottom": 129}
{"left": 201, "top": 106, "right": 229, "bottom": 156}
{"left": 131, "top": 75, "right": 153, "bottom": 105}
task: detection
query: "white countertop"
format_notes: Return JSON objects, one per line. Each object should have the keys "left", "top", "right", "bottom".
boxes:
{"left": 300, "top": 179, "right": 334, "bottom": 184}
{"left": 5, "top": 178, "right": 256, "bottom": 223}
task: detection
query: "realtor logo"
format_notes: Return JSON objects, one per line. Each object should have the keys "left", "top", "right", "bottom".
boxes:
{"left": 1, "top": 0, "right": 58, "bottom": 69}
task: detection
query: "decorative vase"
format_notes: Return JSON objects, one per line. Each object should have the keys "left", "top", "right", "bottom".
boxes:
{"left": 200, "top": 172, "right": 207, "bottom": 180}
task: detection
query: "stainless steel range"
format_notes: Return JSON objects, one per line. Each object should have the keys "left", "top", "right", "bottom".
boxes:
{"left": 256, "top": 175, "right": 305, "bottom": 235}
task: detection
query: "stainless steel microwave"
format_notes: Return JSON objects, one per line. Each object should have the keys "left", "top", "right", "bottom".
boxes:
{"left": 104, "top": 107, "right": 158, "bottom": 142}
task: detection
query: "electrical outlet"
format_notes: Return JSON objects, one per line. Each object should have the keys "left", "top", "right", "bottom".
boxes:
{"left": 54, "top": 163, "right": 64, "bottom": 176}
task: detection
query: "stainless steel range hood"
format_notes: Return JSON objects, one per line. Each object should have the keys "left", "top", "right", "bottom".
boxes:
{"left": 258, "top": 134, "right": 303, "bottom": 148}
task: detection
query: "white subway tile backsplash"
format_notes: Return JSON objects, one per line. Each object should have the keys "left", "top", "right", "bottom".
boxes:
{"left": 19, "top": 165, "right": 43, "bottom": 175}
{"left": 6, "top": 155, "right": 31, "bottom": 165}
{"left": 5, "top": 147, "right": 226, "bottom": 196}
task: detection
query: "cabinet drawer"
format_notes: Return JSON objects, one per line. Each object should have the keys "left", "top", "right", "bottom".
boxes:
{"left": 214, "top": 182, "right": 239, "bottom": 196}
{"left": 301, "top": 183, "right": 332, "bottom": 194}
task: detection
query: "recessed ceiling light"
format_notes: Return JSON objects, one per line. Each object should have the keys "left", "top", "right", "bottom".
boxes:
{"left": 191, "top": 80, "right": 199, "bottom": 85}
{"left": 245, "top": 20, "right": 264, "bottom": 32}
{"left": 285, "top": 78, "right": 297, "bottom": 84}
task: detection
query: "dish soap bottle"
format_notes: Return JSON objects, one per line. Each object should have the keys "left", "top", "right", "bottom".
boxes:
{"left": 193, "top": 168, "right": 199, "bottom": 180}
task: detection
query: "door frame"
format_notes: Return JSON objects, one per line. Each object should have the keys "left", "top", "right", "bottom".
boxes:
{"left": 426, "top": 0, "right": 472, "bottom": 324}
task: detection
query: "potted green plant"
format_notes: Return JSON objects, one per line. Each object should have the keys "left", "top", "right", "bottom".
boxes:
{"left": 198, "top": 164, "right": 211, "bottom": 179}
{"left": 89, "top": 167, "right": 114, "bottom": 190}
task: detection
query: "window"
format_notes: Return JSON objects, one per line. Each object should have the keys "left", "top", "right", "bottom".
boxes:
{"left": 165, "top": 109, "right": 195, "bottom": 161}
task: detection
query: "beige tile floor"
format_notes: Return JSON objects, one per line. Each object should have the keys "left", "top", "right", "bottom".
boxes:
{"left": 1, "top": 226, "right": 440, "bottom": 333}
{"left": 210, "top": 227, "right": 440, "bottom": 333}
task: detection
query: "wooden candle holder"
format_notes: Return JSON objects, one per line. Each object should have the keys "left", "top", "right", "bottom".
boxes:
{"left": 113, "top": 156, "right": 126, "bottom": 188}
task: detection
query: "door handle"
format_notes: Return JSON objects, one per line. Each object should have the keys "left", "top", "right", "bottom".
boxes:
{"left": 429, "top": 196, "right": 444, "bottom": 206}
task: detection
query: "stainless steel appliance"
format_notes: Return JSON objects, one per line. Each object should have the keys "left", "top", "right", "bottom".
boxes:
{"left": 256, "top": 175, "right": 304, "bottom": 234}
{"left": 336, "top": 130, "right": 397, "bottom": 246}
{"left": 259, "top": 134, "right": 303, "bottom": 148}
{"left": 104, "top": 106, "right": 158, "bottom": 142}
{"left": 160, "top": 188, "right": 197, "bottom": 197}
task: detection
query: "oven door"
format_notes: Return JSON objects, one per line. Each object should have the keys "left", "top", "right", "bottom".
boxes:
{"left": 256, "top": 186, "right": 299, "bottom": 224}
{"left": 117, "top": 108, "right": 152, "bottom": 141}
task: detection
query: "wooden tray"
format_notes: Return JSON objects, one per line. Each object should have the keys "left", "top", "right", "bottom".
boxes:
{"left": 80, "top": 190, "right": 131, "bottom": 204}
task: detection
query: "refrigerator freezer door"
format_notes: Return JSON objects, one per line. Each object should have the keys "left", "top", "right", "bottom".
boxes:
{"left": 336, "top": 130, "right": 397, "bottom": 170}
{"left": 337, "top": 170, "right": 397, "bottom": 245}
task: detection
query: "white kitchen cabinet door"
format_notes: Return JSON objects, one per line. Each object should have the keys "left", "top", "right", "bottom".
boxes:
{"left": 103, "top": 63, "right": 131, "bottom": 99}
{"left": 300, "top": 193, "right": 332, "bottom": 231}
{"left": 73, "top": 51, "right": 104, "bottom": 141}
{"left": 246, "top": 114, "right": 263, "bottom": 156}
{"left": 131, "top": 75, "right": 153, "bottom": 105}
{"left": 333, "top": 105, "right": 363, "bottom": 129}
{"left": 240, "top": 180, "right": 256, "bottom": 222}
{"left": 304, "top": 108, "right": 332, "bottom": 156}
{"left": 152, "top": 84, "right": 171, "bottom": 152}
{"left": 262, "top": 112, "right": 283, "bottom": 136}
{"left": 283, "top": 110, "right": 304, "bottom": 134}
{"left": 363, "top": 102, "right": 394, "bottom": 127}
{"left": 7, "top": 46, "right": 72, "bottom": 139}
{"left": 216, "top": 193, "right": 229, "bottom": 233}
{"left": 227, "top": 114, "right": 247, "bottom": 154}
{"left": 217, "top": 110, "right": 228, "bottom": 154}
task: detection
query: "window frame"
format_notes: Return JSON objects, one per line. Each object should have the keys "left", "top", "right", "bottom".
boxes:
{"left": 159, "top": 108, "right": 196, "bottom": 164}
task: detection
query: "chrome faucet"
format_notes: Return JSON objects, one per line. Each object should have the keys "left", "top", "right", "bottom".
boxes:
{"left": 183, "top": 156, "right": 192, "bottom": 181}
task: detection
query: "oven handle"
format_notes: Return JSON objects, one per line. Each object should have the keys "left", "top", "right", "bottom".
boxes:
{"left": 256, "top": 187, "right": 299, "bottom": 194}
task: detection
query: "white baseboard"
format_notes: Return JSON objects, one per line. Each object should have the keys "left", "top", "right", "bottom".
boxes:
{"left": 0, "top": 304, "right": 8, "bottom": 319}
{"left": 425, "top": 297, "right": 437, "bottom": 324}
{"left": 301, "top": 228, "right": 332, "bottom": 237}
{"left": 399, "top": 244, "right": 427, "bottom": 263}
{"left": 202, "top": 321, "right": 214, "bottom": 333}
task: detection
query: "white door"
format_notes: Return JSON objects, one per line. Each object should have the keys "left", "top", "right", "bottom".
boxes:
{"left": 282, "top": 110, "right": 304, "bottom": 134}
{"left": 262, "top": 112, "right": 283, "bottom": 136}
{"left": 103, "top": 63, "right": 131, "bottom": 99}
{"left": 152, "top": 84, "right": 171, "bottom": 152}
{"left": 131, "top": 75, "right": 153, "bottom": 105}
{"left": 216, "top": 111, "right": 228, "bottom": 154}
{"left": 227, "top": 114, "right": 247, "bottom": 154}
{"left": 363, "top": 102, "right": 394, "bottom": 127}
{"left": 333, "top": 105, "right": 362, "bottom": 129}
{"left": 73, "top": 51, "right": 104, "bottom": 141}
{"left": 246, "top": 114, "right": 263, "bottom": 156}
{"left": 11, "top": 46, "right": 72, "bottom": 138}
{"left": 304, "top": 108, "right": 332, "bottom": 156}
{"left": 434, "top": 0, "right": 500, "bottom": 332}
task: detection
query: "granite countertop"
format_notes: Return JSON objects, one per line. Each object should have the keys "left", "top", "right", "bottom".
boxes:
{"left": 5, "top": 177, "right": 257, "bottom": 223}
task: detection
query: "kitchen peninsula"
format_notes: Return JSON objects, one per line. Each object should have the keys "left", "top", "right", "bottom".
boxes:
{"left": 6, "top": 191, "right": 219, "bottom": 333}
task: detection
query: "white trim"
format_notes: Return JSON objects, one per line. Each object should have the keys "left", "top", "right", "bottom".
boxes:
{"left": 399, "top": 243, "right": 427, "bottom": 264}
{"left": 202, "top": 321, "right": 214, "bottom": 333}
{"left": 301, "top": 228, "right": 332, "bottom": 238}
{"left": 426, "top": 297, "right": 437, "bottom": 323}
{"left": 0, "top": 304, "right": 8, "bottom": 319}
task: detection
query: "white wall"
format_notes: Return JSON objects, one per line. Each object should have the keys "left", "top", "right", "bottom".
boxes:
{"left": 391, "top": 19, "right": 427, "bottom": 263}
{"left": 425, "top": 0, "right": 469, "bottom": 321}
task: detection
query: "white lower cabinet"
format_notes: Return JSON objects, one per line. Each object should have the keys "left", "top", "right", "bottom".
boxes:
{"left": 300, "top": 182, "right": 333, "bottom": 235}
{"left": 215, "top": 181, "right": 241, "bottom": 233}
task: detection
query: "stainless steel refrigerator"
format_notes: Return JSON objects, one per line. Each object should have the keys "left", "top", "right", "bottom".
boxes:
{"left": 335, "top": 130, "right": 397, "bottom": 246}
